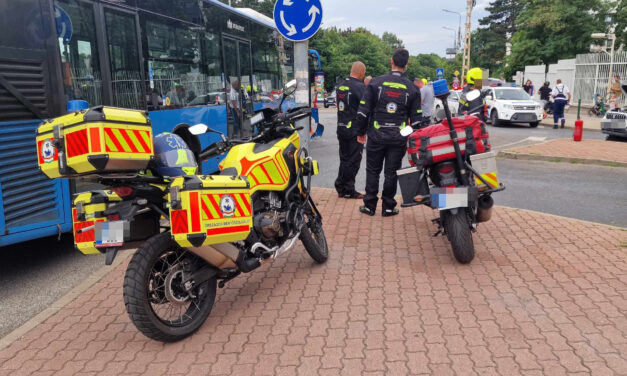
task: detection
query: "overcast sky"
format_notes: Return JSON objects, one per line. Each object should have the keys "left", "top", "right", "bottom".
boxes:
{"left": 317, "top": 0, "right": 491, "bottom": 56}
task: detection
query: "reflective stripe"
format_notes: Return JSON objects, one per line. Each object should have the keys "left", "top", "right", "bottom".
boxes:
{"left": 360, "top": 100, "right": 366, "bottom": 105}
{"left": 400, "top": 122, "right": 407, "bottom": 129}
{"left": 429, "top": 131, "right": 467, "bottom": 144}
{"left": 417, "top": 109, "right": 423, "bottom": 114}
{"left": 338, "top": 86, "right": 350, "bottom": 91}
{"left": 347, "top": 121, "right": 352, "bottom": 129}
{"left": 374, "top": 121, "right": 406, "bottom": 130}
{"left": 373, "top": 121, "right": 380, "bottom": 129}
{"left": 382, "top": 82, "right": 407, "bottom": 90}
{"left": 459, "top": 99, "right": 467, "bottom": 106}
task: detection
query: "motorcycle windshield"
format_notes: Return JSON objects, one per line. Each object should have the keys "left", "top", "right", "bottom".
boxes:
{"left": 157, "top": 149, "right": 198, "bottom": 168}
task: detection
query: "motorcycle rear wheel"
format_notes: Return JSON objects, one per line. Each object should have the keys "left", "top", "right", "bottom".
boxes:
{"left": 123, "top": 232, "right": 217, "bottom": 342}
{"left": 300, "top": 204, "right": 329, "bottom": 264}
{"left": 442, "top": 210, "right": 475, "bottom": 264}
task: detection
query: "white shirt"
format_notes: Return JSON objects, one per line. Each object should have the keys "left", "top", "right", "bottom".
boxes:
{"left": 551, "top": 84, "right": 570, "bottom": 101}
{"left": 229, "top": 87, "right": 240, "bottom": 109}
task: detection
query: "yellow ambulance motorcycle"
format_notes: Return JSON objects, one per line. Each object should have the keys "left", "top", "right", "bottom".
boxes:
{"left": 47, "top": 81, "right": 327, "bottom": 342}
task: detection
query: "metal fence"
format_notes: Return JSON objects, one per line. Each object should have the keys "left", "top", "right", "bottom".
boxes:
{"left": 574, "top": 52, "right": 627, "bottom": 106}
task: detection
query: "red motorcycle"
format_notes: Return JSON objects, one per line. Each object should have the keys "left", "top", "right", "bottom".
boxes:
{"left": 398, "top": 80, "right": 505, "bottom": 264}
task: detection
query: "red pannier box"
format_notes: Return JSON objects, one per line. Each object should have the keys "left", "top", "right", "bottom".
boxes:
{"left": 408, "top": 115, "right": 490, "bottom": 167}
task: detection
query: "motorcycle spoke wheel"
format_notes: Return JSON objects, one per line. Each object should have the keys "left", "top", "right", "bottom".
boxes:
{"left": 300, "top": 207, "right": 329, "bottom": 264}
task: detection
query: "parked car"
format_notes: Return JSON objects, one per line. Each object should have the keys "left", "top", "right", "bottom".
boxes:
{"left": 601, "top": 83, "right": 627, "bottom": 140}
{"left": 324, "top": 90, "right": 336, "bottom": 108}
{"left": 483, "top": 87, "right": 543, "bottom": 127}
{"left": 433, "top": 90, "right": 461, "bottom": 121}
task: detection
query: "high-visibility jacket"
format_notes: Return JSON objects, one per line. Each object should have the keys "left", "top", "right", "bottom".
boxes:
{"left": 355, "top": 71, "right": 422, "bottom": 144}
{"left": 336, "top": 77, "right": 365, "bottom": 139}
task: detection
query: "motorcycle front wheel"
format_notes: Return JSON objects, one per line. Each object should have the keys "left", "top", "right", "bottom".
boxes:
{"left": 441, "top": 210, "right": 475, "bottom": 264}
{"left": 300, "top": 203, "right": 329, "bottom": 264}
{"left": 123, "top": 232, "right": 217, "bottom": 342}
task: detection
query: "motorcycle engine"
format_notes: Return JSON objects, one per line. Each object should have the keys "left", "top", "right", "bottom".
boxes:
{"left": 253, "top": 192, "right": 286, "bottom": 241}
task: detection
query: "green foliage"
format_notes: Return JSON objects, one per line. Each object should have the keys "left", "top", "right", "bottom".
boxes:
{"left": 615, "top": 1, "right": 627, "bottom": 49}
{"left": 505, "top": 0, "right": 608, "bottom": 76}
{"left": 309, "top": 28, "right": 461, "bottom": 91}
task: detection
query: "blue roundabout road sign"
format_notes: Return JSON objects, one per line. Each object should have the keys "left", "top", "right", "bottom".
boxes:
{"left": 273, "top": 0, "right": 323, "bottom": 42}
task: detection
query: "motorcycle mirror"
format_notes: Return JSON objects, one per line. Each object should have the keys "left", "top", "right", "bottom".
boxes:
{"left": 400, "top": 126, "right": 414, "bottom": 137}
{"left": 189, "top": 123, "right": 209, "bottom": 135}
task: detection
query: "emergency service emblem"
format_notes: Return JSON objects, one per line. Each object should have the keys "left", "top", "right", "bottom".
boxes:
{"left": 386, "top": 102, "right": 397, "bottom": 114}
{"left": 220, "top": 194, "right": 236, "bottom": 218}
{"left": 41, "top": 139, "right": 56, "bottom": 164}
{"left": 338, "top": 101, "right": 345, "bottom": 111}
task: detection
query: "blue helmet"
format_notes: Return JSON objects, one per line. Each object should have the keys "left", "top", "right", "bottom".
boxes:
{"left": 151, "top": 133, "right": 198, "bottom": 178}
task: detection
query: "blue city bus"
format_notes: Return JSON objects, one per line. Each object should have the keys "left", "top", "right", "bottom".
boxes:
{"left": 0, "top": 0, "right": 296, "bottom": 247}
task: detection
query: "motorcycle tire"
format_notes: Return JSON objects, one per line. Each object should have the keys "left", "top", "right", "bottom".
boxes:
{"left": 442, "top": 210, "right": 475, "bottom": 264}
{"left": 300, "top": 204, "right": 329, "bottom": 264}
{"left": 123, "top": 232, "right": 217, "bottom": 342}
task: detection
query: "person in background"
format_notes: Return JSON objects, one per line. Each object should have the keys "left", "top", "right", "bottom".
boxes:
{"left": 415, "top": 78, "right": 435, "bottom": 127}
{"left": 334, "top": 61, "right": 367, "bottom": 199}
{"left": 229, "top": 80, "right": 242, "bottom": 136}
{"left": 165, "top": 84, "right": 186, "bottom": 107}
{"left": 551, "top": 79, "right": 571, "bottom": 129}
{"left": 538, "top": 81, "right": 552, "bottom": 114}
{"left": 354, "top": 48, "right": 422, "bottom": 217}
{"left": 523, "top": 80, "right": 534, "bottom": 97}
{"left": 610, "top": 74, "right": 622, "bottom": 111}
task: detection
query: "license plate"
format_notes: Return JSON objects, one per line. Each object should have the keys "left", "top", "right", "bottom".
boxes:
{"left": 95, "top": 221, "right": 126, "bottom": 248}
{"left": 430, "top": 187, "right": 468, "bottom": 210}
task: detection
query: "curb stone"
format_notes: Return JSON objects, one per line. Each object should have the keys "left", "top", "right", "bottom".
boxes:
{"left": 497, "top": 150, "right": 627, "bottom": 168}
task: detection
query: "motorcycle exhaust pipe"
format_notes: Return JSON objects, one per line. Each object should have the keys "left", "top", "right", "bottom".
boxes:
{"left": 476, "top": 195, "right": 494, "bottom": 223}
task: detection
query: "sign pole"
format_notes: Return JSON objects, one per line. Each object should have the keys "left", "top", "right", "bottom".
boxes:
{"left": 294, "top": 40, "right": 310, "bottom": 151}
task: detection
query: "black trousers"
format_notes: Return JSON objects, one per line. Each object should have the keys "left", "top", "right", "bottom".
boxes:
{"left": 363, "top": 140, "right": 406, "bottom": 211}
{"left": 335, "top": 136, "right": 364, "bottom": 195}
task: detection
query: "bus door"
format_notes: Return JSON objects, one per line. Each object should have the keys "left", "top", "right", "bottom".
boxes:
{"left": 222, "top": 36, "right": 254, "bottom": 138}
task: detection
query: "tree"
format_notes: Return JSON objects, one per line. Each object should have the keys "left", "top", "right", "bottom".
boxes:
{"left": 381, "top": 32, "right": 405, "bottom": 53}
{"left": 615, "top": 1, "right": 627, "bottom": 49}
{"left": 505, "top": 0, "right": 607, "bottom": 76}
{"left": 473, "top": 0, "right": 523, "bottom": 75}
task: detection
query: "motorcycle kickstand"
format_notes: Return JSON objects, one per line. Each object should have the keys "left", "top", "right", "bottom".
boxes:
{"left": 431, "top": 218, "right": 444, "bottom": 237}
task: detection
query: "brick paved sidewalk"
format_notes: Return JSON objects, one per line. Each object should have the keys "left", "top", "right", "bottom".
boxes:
{"left": 1, "top": 188, "right": 626, "bottom": 375}
{"left": 502, "top": 139, "right": 627, "bottom": 166}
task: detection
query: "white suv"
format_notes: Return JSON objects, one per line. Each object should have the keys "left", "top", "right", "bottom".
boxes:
{"left": 483, "top": 87, "right": 543, "bottom": 127}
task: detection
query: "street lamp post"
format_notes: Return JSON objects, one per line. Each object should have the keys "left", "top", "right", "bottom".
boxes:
{"left": 591, "top": 33, "right": 617, "bottom": 100}
{"left": 443, "top": 26, "right": 457, "bottom": 50}
{"left": 443, "top": 9, "right": 462, "bottom": 51}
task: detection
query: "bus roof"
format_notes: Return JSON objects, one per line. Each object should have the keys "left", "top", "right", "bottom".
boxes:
{"left": 206, "top": 0, "right": 276, "bottom": 29}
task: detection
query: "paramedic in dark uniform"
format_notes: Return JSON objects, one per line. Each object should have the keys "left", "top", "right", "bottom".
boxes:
{"left": 335, "top": 61, "right": 367, "bottom": 199}
{"left": 355, "top": 49, "right": 422, "bottom": 217}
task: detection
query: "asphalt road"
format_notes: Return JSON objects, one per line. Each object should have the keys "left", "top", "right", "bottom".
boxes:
{"left": 309, "top": 108, "right": 626, "bottom": 227}
{"left": 0, "top": 108, "right": 624, "bottom": 339}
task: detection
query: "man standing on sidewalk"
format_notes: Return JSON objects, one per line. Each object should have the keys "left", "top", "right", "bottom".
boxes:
{"left": 355, "top": 49, "right": 422, "bottom": 217}
{"left": 551, "top": 79, "right": 571, "bottom": 129}
{"left": 334, "top": 61, "right": 367, "bottom": 199}
{"left": 415, "top": 78, "right": 435, "bottom": 126}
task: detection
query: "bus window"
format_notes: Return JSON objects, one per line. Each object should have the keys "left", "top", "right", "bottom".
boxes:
{"left": 195, "top": 32, "right": 225, "bottom": 107}
{"left": 142, "top": 15, "right": 208, "bottom": 109}
{"left": 252, "top": 27, "right": 282, "bottom": 105}
{"left": 54, "top": 0, "right": 103, "bottom": 107}
{"left": 279, "top": 38, "right": 294, "bottom": 87}
{"left": 104, "top": 9, "right": 142, "bottom": 109}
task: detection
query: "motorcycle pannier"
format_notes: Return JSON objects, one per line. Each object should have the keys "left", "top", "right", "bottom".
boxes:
{"left": 36, "top": 106, "right": 154, "bottom": 179}
{"left": 72, "top": 190, "right": 122, "bottom": 255}
{"left": 72, "top": 190, "right": 160, "bottom": 255}
{"left": 168, "top": 175, "right": 253, "bottom": 248}
{"left": 407, "top": 115, "right": 490, "bottom": 167}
